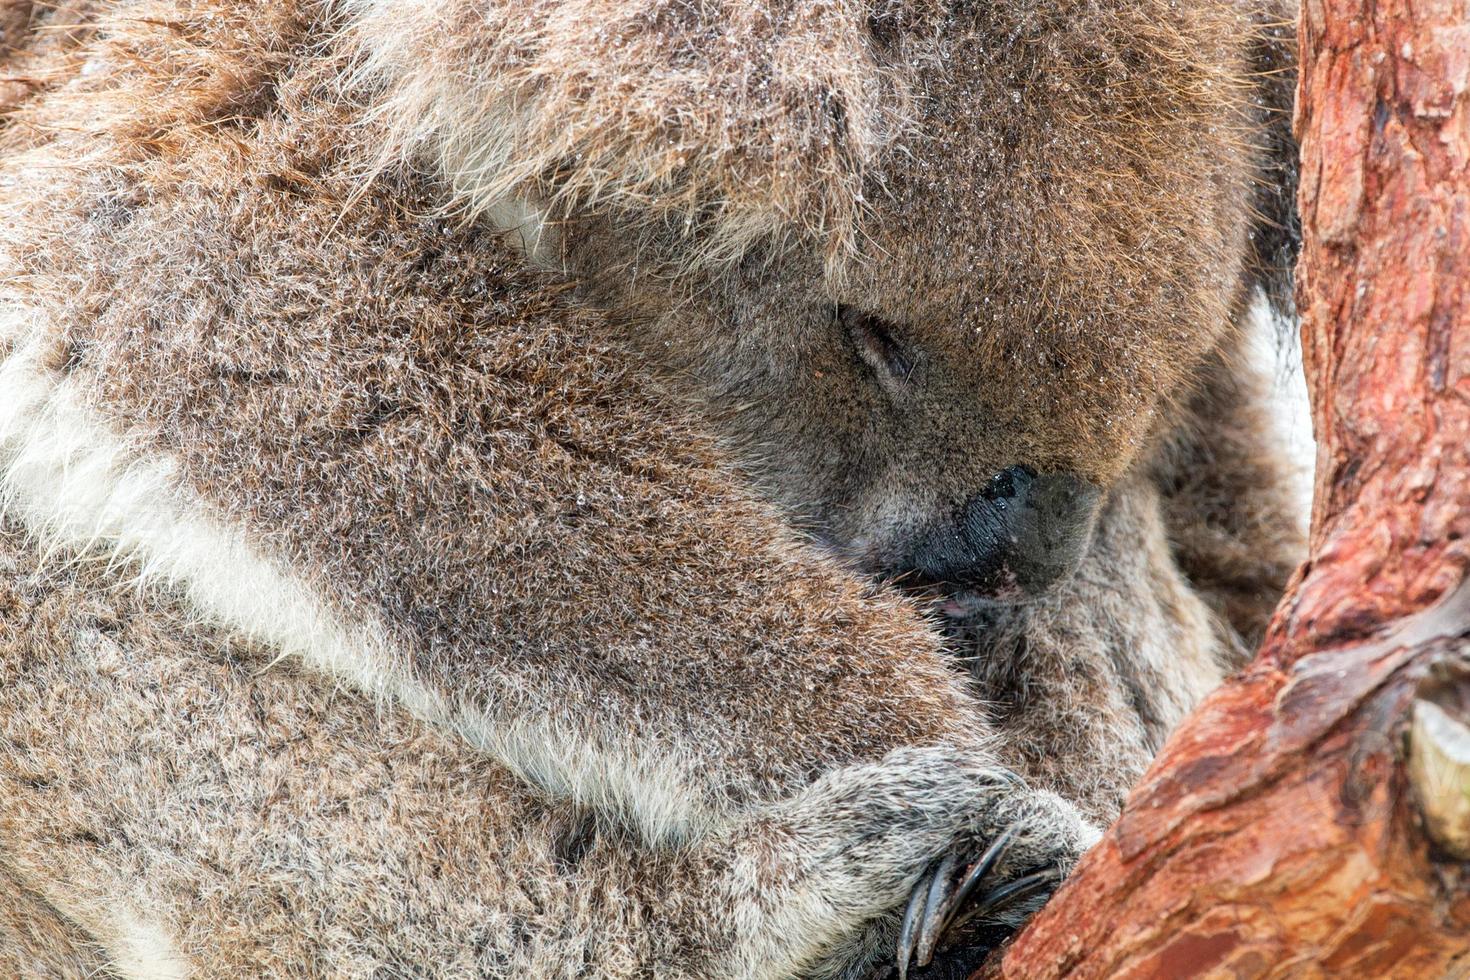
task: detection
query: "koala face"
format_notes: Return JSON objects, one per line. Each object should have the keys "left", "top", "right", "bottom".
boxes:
{"left": 348, "top": 0, "right": 1281, "bottom": 608}
{"left": 653, "top": 261, "right": 1122, "bottom": 606}
{"left": 582, "top": 9, "right": 1260, "bottom": 607}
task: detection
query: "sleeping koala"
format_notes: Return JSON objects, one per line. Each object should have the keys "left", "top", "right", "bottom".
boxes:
{"left": 352, "top": 0, "right": 1304, "bottom": 817}
{"left": 0, "top": 0, "right": 1301, "bottom": 976}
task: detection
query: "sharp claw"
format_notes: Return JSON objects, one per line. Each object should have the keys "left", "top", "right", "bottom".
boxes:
{"left": 913, "top": 850, "right": 957, "bottom": 968}
{"left": 948, "top": 869, "right": 1061, "bottom": 934}
{"left": 896, "top": 867, "right": 929, "bottom": 980}
{"left": 897, "top": 821, "right": 1061, "bottom": 976}
{"left": 946, "top": 825, "right": 1017, "bottom": 924}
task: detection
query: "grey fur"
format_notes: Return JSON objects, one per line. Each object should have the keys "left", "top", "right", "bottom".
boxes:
{"left": 0, "top": 0, "right": 1302, "bottom": 975}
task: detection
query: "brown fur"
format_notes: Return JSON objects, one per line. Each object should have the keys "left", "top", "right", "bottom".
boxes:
{"left": 0, "top": 0, "right": 1303, "bottom": 974}
{"left": 0, "top": 519, "right": 770, "bottom": 976}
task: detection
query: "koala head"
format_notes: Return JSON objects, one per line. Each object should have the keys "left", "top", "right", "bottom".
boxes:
{"left": 349, "top": 0, "right": 1290, "bottom": 605}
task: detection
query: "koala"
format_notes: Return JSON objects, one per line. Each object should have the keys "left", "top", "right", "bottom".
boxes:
{"left": 0, "top": 0, "right": 1303, "bottom": 976}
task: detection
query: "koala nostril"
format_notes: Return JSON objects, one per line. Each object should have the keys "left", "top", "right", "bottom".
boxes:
{"left": 980, "top": 464, "right": 1037, "bottom": 506}
{"left": 899, "top": 466, "right": 1100, "bottom": 600}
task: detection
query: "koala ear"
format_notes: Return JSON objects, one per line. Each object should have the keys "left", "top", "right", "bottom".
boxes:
{"left": 1243, "top": 0, "right": 1300, "bottom": 320}
{"left": 341, "top": 0, "right": 921, "bottom": 263}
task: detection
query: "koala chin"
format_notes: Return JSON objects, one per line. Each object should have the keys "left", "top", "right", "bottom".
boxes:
{"left": 0, "top": 0, "right": 1302, "bottom": 976}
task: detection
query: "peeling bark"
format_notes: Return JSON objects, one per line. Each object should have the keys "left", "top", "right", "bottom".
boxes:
{"left": 977, "top": 0, "right": 1470, "bottom": 975}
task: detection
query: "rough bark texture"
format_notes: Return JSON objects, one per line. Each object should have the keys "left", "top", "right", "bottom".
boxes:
{"left": 976, "top": 0, "right": 1470, "bottom": 975}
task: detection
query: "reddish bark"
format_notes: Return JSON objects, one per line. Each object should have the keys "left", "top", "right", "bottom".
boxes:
{"left": 978, "top": 0, "right": 1470, "bottom": 975}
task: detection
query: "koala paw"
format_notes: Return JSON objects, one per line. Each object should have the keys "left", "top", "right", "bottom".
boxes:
{"left": 889, "top": 788, "right": 1096, "bottom": 980}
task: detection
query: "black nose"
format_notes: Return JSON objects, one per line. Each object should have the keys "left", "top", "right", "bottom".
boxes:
{"left": 900, "top": 465, "right": 1100, "bottom": 598}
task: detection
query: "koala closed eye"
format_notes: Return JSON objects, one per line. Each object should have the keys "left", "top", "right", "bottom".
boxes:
{"left": 838, "top": 304, "right": 917, "bottom": 387}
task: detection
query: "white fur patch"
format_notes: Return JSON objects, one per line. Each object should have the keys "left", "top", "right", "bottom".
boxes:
{"left": 105, "top": 911, "right": 191, "bottom": 980}
{"left": 0, "top": 300, "right": 713, "bottom": 847}
{"left": 1247, "top": 290, "right": 1316, "bottom": 529}
{"left": 462, "top": 717, "right": 717, "bottom": 845}
{"left": 480, "top": 195, "right": 562, "bottom": 269}
{"left": 0, "top": 309, "right": 438, "bottom": 721}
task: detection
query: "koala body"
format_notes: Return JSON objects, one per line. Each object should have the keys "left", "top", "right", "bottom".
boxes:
{"left": 0, "top": 0, "right": 1302, "bottom": 975}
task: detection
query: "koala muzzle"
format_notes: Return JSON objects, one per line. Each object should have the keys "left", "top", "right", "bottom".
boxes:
{"left": 901, "top": 465, "right": 1100, "bottom": 599}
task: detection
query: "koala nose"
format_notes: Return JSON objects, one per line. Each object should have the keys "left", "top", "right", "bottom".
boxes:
{"left": 901, "top": 465, "right": 1100, "bottom": 598}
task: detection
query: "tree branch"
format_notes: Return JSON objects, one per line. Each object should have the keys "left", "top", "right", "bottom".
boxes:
{"left": 977, "top": 0, "right": 1470, "bottom": 973}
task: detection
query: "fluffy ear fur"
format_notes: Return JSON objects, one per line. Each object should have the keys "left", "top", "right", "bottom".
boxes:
{"left": 338, "top": 0, "right": 926, "bottom": 263}
{"left": 1243, "top": 0, "right": 1300, "bottom": 319}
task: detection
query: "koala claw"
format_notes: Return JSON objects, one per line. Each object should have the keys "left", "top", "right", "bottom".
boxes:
{"left": 955, "top": 869, "right": 1059, "bottom": 931}
{"left": 895, "top": 853, "right": 947, "bottom": 980}
{"left": 894, "top": 821, "right": 1062, "bottom": 980}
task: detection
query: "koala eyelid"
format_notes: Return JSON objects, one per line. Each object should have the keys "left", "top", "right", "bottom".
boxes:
{"left": 837, "top": 305, "right": 915, "bottom": 384}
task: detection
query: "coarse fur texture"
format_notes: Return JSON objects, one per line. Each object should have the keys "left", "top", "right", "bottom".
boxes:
{"left": 0, "top": 0, "right": 1304, "bottom": 975}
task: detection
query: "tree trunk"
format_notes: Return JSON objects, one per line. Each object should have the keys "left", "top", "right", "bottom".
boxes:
{"left": 979, "top": 0, "right": 1470, "bottom": 975}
